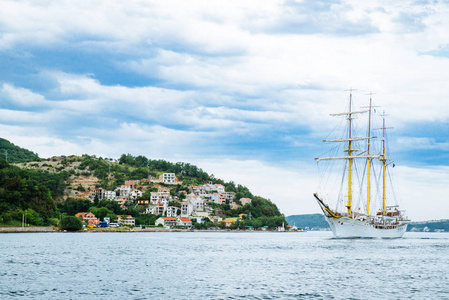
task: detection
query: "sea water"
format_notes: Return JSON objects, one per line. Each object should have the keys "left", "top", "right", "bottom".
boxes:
{"left": 1, "top": 231, "right": 448, "bottom": 299}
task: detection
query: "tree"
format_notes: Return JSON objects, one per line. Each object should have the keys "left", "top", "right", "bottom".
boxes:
{"left": 60, "top": 216, "right": 83, "bottom": 231}
{"left": 90, "top": 206, "right": 113, "bottom": 221}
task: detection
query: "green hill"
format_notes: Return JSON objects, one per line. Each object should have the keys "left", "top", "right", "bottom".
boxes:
{"left": 0, "top": 138, "right": 39, "bottom": 163}
{"left": 286, "top": 214, "right": 329, "bottom": 230}
{"left": 0, "top": 140, "right": 286, "bottom": 229}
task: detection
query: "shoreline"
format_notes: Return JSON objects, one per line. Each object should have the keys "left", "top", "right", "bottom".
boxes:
{"left": 0, "top": 226, "right": 305, "bottom": 233}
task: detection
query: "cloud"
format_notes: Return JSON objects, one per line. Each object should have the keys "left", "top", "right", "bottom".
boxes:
{"left": 397, "top": 137, "right": 449, "bottom": 151}
{"left": 1, "top": 0, "right": 449, "bottom": 219}
{"left": 0, "top": 83, "right": 48, "bottom": 109}
{"left": 251, "top": 0, "right": 378, "bottom": 35}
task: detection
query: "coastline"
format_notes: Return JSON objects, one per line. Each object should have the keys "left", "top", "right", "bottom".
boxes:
{"left": 0, "top": 226, "right": 304, "bottom": 233}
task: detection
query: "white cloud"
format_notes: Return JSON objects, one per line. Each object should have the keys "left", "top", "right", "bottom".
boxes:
{"left": 1, "top": 83, "right": 47, "bottom": 108}
{"left": 195, "top": 158, "right": 449, "bottom": 221}
{"left": 1, "top": 0, "right": 449, "bottom": 221}
{"left": 396, "top": 165, "right": 449, "bottom": 221}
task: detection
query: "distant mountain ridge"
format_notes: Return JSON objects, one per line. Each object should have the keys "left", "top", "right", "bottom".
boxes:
{"left": 286, "top": 214, "right": 329, "bottom": 231}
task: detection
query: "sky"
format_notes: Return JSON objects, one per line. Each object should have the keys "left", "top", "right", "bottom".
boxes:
{"left": 1, "top": 0, "right": 449, "bottom": 221}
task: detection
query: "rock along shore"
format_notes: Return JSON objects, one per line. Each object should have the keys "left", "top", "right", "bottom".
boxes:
{"left": 0, "top": 227, "right": 56, "bottom": 233}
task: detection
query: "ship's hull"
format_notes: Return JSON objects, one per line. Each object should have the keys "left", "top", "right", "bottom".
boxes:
{"left": 325, "top": 216, "right": 408, "bottom": 238}
{"left": 314, "top": 194, "right": 408, "bottom": 238}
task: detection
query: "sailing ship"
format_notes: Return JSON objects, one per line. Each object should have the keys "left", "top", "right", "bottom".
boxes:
{"left": 314, "top": 91, "right": 409, "bottom": 238}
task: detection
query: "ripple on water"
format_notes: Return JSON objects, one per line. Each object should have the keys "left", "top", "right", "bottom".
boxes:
{"left": 1, "top": 232, "right": 448, "bottom": 299}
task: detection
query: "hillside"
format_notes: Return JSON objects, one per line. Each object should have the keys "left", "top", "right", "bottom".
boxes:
{"left": 0, "top": 138, "right": 39, "bottom": 163}
{"left": 0, "top": 139, "right": 286, "bottom": 229}
{"left": 407, "top": 220, "right": 449, "bottom": 232}
{"left": 286, "top": 214, "right": 329, "bottom": 231}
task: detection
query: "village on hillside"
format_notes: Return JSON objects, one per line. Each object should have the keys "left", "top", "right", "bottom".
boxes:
{"left": 2, "top": 154, "right": 292, "bottom": 231}
{"left": 70, "top": 172, "right": 289, "bottom": 231}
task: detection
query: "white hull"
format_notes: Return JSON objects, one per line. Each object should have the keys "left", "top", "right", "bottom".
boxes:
{"left": 325, "top": 216, "right": 408, "bottom": 238}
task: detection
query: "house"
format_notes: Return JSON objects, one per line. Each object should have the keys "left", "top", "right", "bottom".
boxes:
{"left": 181, "top": 202, "right": 194, "bottom": 217}
{"left": 137, "top": 199, "right": 149, "bottom": 205}
{"left": 146, "top": 203, "right": 166, "bottom": 215}
{"left": 225, "top": 192, "right": 235, "bottom": 202}
{"left": 191, "top": 185, "right": 203, "bottom": 196}
{"left": 104, "top": 190, "right": 116, "bottom": 200}
{"left": 166, "top": 206, "right": 179, "bottom": 218}
{"left": 150, "top": 189, "right": 171, "bottom": 205}
{"left": 189, "top": 196, "right": 204, "bottom": 211}
{"left": 145, "top": 206, "right": 156, "bottom": 215}
{"left": 125, "top": 180, "right": 140, "bottom": 189}
{"left": 118, "top": 215, "right": 135, "bottom": 226}
{"left": 213, "top": 184, "right": 225, "bottom": 193}
{"left": 162, "top": 173, "right": 176, "bottom": 183}
{"left": 129, "top": 190, "right": 143, "bottom": 200}
{"left": 208, "top": 216, "right": 222, "bottom": 223}
{"left": 113, "top": 196, "right": 128, "bottom": 207}
{"left": 155, "top": 217, "right": 178, "bottom": 227}
{"left": 210, "top": 193, "right": 227, "bottom": 204}
{"left": 177, "top": 217, "right": 192, "bottom": 227}
{"left": 240, "top": 198, "right": 252, "bottom": 206}
{"left": 75, "top": 212, "right": 99, "bottom": 225}
{"left": 91, "top": 188, "right": 105, "bottom": 200}
{"left": 223, "top": 217, "right": 239, "bottom": 227}
{"left": 119, "top": 185, "right": 132, "bottom": 197}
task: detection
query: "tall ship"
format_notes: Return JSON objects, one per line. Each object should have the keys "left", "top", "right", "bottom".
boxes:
{"left": 314, "top": 91, "right": 410, "bottom": 238}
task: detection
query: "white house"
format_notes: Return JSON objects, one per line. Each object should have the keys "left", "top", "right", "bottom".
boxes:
{"left": 155, "top": 217, "right": 178, "bottom": 227}
{"left": 181, "top": 202, "right": 194, "bottom": 217}
{"left": 166, "top": 206, "right": 179, "bottom": 218}
{"left": 150, "top": 190, "right": 171, "bottom": 205}
{"left": 188, "top": 196, "right": 204, "bottom": 211}
{"left": 177, "top": 217, "right": 192, "bottom": 227}
{"left": 214, "top": 184, "right": 225, "bottom": 193}
{"left": 163, "top": 173, "right": 176, "bottom": 183}
{"left": 146, "top": 203, "right": 166, "bottom": 215}
{"left": 129, "top": 190, "right": 143, "bottom": 200}
{"left": 104, "top": 190, "right": 116, "bottom": 200}
{"left": 118, "top": 215, "right": 135, "bottom": 226}
{"left": 119, "top": 185, "right": 132, "bottom": 197}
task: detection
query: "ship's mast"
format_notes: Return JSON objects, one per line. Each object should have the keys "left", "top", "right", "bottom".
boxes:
{"left": 315, "top": 90, "right": 382, "bottom": 217}
{"left": 366, "top": 94, "right": 373, "bottom": 215}
{"left": 346, "top": 91, "right": 353, "bottom": 216}
{"left": 381, "top": 111, "right": 387, "bottom": 215}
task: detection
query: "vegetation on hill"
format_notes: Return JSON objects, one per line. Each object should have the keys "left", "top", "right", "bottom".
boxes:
{"left": 0, "top": 159, "right": 67, "bottom": 225}
{"left": 0, "top": 138, "right": 39, "bottom": 163}
{"left": 407, "top": 220, "right": 449, "bottom": 232}
{"left": 286, "top": 214, "right": 329, "bottom": 230}
{"left": 0, "top": 139, "right": 286, "bottom": 229}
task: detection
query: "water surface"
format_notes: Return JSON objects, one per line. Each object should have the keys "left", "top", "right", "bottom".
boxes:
{"left": 1, "top": 231, "right": 448, "bottom": 299}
